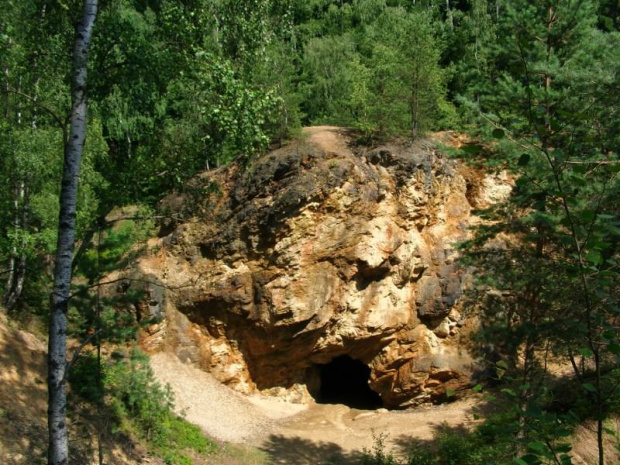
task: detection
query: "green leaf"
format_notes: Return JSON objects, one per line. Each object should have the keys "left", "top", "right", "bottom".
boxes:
{"left": 583, "top": 383, "right": 597, "bottom": 393}
{"left": 580, "top": 209, "right": 596, "bottom": 223}
{"left": 496, "top": 360, "right": 508, "bottom": 369}
{"left": 502, "top": 388, "right": 517, "bottom": 397}
{"left": 579, "top": 348, "right": 593, "bottom": 357}
{"left": 520, "top": 453, "right": 542, "bottom": 463}
{"left": 473, "top": 384, "right": 483, "bottom": 392}
{"left": 572, "top": 164, "right": 588, "bottom": 174}
{"left": 608, "top": 344, "right": 620, "bottom": 355}
{"left": 555, "top": 443, "right": 572, "bottom": 453}
{"left": 462, "top": 145, "right": 482, "bottom": 155}
{"left": 528, "top": 442, "right": 547, "bottom": 453}
{"left": 556, "top": 428, "right": 572, "bottom": 438}
{"left": 518, "top": 153, "right": 531, "bottom": 166}
{"left": 492, "top": 128, "right": 505, "bottom": 139}
{"left": 446, "top": 389, "right": 456, "bottom": 397}
{"left": 587, "top": 250, "right": 603, "bottom": 265}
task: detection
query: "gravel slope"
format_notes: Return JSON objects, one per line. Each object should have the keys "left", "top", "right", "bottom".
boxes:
{"left": 149, "top": 351, "right": 480, "bottom": 462}
{"left": 149, "top": 352, "right": 306, "bottom": 444}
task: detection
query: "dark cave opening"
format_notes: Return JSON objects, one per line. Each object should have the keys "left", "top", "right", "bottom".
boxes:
{"left": 316, "top": 355, "right": 383, "bottom": 410}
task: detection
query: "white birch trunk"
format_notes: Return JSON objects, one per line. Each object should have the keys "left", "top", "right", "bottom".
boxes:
{"left": 47, "top": 1, "right": 98, "bottom": 464}
{"left": 4, "top": 183, "right": 19, "bottom": 304}
{"left": 4, "top": 181, "right": 26, "bottom": 312}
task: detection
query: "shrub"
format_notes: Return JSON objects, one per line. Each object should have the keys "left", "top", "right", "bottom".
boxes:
{"left": 360, "top": 433, "right": 398, "bottom": 465}
{"left": 69, "top": 347, "right": 216, "bottom": 464}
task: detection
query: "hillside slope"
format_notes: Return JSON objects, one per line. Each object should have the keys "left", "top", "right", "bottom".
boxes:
{"left": 0, "top": 312, "right": 159, "bottom": 465}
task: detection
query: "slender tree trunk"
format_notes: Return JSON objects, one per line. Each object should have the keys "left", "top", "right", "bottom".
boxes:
{"left": 96, "top": 229, "right": 103, "bottom": 465}
{"left": 8, "top": 3, "right": 47, "bottom": 309}
{"left": 3, "top": 38, "right": 10, "bottom": 119}
{"left": 4, "top": 183, "right": 19, "bottom": 306}
{"left": 4, "top": 3, "right": 46, "bottom": 312}
{"left": 12, "top": 183, "right": 28, "bottom": 306}
{"left": 3, "top": 33, "right": 16, "bottom": 304}
{"left": 445, "top": 0, "right": 454, "bottom": 29}
{"left": 4, "top": 182, "right": 28, "bottom": 312}
{"left": 47, "top": 1, "right": 98, "bottom": 464}
{"left": 410, "top": 69, "right": 420, "bottom": 139}
{"left": 31, "top": 3, "right": 46, "bottom": 130}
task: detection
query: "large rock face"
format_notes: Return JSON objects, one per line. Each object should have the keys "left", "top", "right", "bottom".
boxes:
{"left": 132, "top": 127, "right": 482, "bottom": 409}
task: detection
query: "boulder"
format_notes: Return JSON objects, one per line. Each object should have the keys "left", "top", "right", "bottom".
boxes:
{"left": 130, "top": 127, "right": 481, "bottom": 408}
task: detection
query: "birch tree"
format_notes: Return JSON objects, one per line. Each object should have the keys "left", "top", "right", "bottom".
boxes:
{"left": 48, "top": 0, "right": 98, "bottom": 463}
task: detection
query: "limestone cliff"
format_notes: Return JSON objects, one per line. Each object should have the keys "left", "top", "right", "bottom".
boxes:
{"left": 129, "top": 127, "right": 489, "bottom": 409}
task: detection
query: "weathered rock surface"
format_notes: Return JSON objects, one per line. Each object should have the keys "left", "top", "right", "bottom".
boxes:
{"left": 129, "top": 127, "right": 483, "bottom": 409}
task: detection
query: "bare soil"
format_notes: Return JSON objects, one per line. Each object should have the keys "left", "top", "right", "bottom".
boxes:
{"left": 0, "top": 313, "right": 160, "bottom": 465}
{"left": 150, "top": 352, "right": 480, "bottom": 464}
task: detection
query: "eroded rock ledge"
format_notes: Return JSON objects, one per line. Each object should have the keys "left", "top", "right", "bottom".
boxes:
{"left": 131, "top": 127, "right": 482, "bottom": 409}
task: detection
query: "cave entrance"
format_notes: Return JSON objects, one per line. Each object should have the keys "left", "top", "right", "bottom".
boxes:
{"left": 317, "top": 355, "right": 383, "bottom": 410}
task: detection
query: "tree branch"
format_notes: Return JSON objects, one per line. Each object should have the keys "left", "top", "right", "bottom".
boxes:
{"left": 63, "top": 329, "right": 102, "bottom": 380}
{"left": 3, "top": 87, "right": 68, "bottom": 143}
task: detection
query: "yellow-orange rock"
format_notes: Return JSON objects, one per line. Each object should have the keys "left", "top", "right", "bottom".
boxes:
{"left": 128, "top": 127, "right": 488, "bottom": 408}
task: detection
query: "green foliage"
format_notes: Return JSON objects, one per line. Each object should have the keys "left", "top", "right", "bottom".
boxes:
{"left": 300, "top": 33, "right": 365, "bottom": 125}
{"left": 295, "top": 4, "right": 453, "bottom": 136}
{"left": 68, "top": 352, "right": 105, "bottom": 405}
{"left": 69, "top": 348, "right": 216, "bottom": 464}
{"left": 166, "top": 51, "right": 282, "bottom": 167}
{"left": 69, "top": 213, "right": 156, "bottom": 342}
{"left": 76, "top": 213, "right": 155, "bottom": 282}
{"left": 360, "top": 432, "right": 398, "bottom": 465}
{"left": 358, "top": 418, "right": 516, "bottom": 465}
{"left": 106, "top": 348, "right": 175, "bottom": 439}
{"left": 406, "top": 422, "right": 514, "bottom": 465}
{"left": 156, "top": 416, "right": 216, "bottom": 465}
{"left": 218, "top": 0, "right": 273, "bottom": 70}
{"left": 457, "top": 2, "right": 620, "bottom": 464}
{"left": 363, "top": 7, "right": 454, "bottom": 136}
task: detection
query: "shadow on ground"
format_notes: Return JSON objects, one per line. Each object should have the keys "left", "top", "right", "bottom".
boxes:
{"left": 392, "top": 423, "right": 471, "bottom": 456}
{"left": 260, "top": 434, "right": 364, "bottom": 465}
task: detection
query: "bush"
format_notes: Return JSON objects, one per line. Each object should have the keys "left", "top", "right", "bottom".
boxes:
{"left": 68, "top": 352, "right": 105, "bottom": 404}
{"left": 360, "top": 433, "right": 398, "bottom": 465}
{"left": 69, "top": 347, "right": 216, "bottom": 464}
{"left": 106, "top": 348, "right": 174, "bottom": 440}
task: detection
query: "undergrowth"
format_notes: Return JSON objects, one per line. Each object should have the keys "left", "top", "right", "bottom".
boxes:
{"left": 69, "top": 347, "right": 216, "bottom": 464}
{"left": 358, "top": 403, "right": 577, "bottom": 465}
{"left": 360, "top": 424, "right": 511, "bottom": 465}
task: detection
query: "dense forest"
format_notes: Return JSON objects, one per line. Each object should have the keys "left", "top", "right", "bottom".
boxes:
{"left": 1, "top": 1, "right": 620, "bottom": 464}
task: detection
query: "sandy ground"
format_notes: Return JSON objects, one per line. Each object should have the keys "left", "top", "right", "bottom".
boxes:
{"left": 150, "top": 352, "right": 480, "bottom": 464}
{"left": 302, "top": 126, "right": 355, "bottom": 156}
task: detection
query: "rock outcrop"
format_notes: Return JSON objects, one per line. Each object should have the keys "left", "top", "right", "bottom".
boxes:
{"left": 130, "top": 127, "right": 483, "bottom": 409}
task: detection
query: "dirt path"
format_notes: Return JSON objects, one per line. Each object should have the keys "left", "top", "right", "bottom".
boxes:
{"left": 302, "top": 126, "right": 355, "bottom": 156}
{"left": 150, "top": 353, "right": 480, "bottom": 464}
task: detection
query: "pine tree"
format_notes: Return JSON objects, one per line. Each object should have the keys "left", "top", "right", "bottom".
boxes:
{"left": 464, "top": 2, "right": 620, "bottom": 463}
{"left": 364, "top": 7, "right": 451, "bottom": 136}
